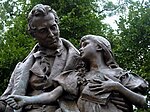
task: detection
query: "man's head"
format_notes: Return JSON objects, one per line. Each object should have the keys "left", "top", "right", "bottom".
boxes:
{"left": 28, "top": 4, "right": 60, "bottom": 49}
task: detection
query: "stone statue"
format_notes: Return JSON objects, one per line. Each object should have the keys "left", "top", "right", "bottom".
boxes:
{"left": 0, "top": 4, "right": 80, "bottom": 112}
{"left": 6, "top": 35, "right": 149, "bottom": 112}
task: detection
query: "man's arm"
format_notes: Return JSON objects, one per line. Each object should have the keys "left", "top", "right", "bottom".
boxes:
{"left": 6, "top": 86, "right": 63, "bottom": 110}
{"left": 0, "top": 100, "right": 6, "bottom": 111}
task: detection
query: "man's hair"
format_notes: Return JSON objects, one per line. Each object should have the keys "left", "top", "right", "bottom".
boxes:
{"left": 28, "top": 4, "right": 59, "bottom": 35}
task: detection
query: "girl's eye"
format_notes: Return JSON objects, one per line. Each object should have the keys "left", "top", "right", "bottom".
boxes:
{"left": 82, "top": 42, "right": 88, "bottom": 47}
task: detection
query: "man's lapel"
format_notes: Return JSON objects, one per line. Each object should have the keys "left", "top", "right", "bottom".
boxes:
{"left": 48, "top": 48, "right": 67, "bottom": 80}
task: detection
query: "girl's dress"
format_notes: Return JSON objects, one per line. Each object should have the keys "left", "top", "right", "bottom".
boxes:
{"left": 54, "top": 68, "right": 148, "bottom": 112}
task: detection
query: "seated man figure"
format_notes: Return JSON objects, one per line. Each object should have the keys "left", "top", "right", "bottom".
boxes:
{"left": 0, "top": 4, "right": 80, "bottom": 112}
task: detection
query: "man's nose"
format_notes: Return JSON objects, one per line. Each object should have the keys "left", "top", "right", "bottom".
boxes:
{"left": 48, "top": 29, "right": 54, "bottom": 37}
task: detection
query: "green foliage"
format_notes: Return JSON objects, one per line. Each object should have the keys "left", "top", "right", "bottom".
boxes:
{"left": 0, "top": 2, "right": 35, "bottom": 94}
{"left": 112, "top": 2, "right": 150, "bottom": 111}
{"left": 115, "top": 1, "right": 150, "bottom": 78}
{"left": 59, "top": 4, "right": 107, "bottom": 47}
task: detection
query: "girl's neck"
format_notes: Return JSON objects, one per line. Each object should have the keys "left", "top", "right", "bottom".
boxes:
{"left": 89, "top": 54, "right": 108, "bottom": 71}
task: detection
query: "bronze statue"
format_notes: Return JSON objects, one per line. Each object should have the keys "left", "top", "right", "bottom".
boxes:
{"left": 0, "top": 4, "right": 80, "bottom": 112}
{"left": 6, "top": 35, "right": 149, "bottom": 112}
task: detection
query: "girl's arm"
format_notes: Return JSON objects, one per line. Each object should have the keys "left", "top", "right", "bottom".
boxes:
{"left": 114, "top": 82, "right": 147, "bottom": 108}
{"left": 89, "top": 76, "right": 147, "bottom": 108}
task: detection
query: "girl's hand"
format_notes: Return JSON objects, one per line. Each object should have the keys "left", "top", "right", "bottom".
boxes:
{"left": 89, "top": 75, "right": 121, "bottom": 95}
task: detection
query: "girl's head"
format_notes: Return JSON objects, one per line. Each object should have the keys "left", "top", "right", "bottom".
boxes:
{"left": 80, "top": 34, "right": 118, "bottom": 68}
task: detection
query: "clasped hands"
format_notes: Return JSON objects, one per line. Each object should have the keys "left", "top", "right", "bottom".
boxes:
{"left": 5, "top": 95, "right": 28, "bottom": 110}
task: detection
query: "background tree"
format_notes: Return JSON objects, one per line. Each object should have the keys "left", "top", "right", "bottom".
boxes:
{"left": 113, "top": 0, "right": 150, "bottom": 82}
{"left": 111, "top": 1, "right": 150, "bottom": 111}
{"left": 0, "top": 1, "right": 35, "bottom": 94}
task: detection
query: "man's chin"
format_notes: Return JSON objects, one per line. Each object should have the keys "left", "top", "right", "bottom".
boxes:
{"left": 47, "top": 44, "right": 58, "bottom": 50}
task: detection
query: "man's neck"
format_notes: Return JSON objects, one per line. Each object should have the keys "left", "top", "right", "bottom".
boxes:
{"left": 38, "top": 39, "right": 63, "bottom": 56}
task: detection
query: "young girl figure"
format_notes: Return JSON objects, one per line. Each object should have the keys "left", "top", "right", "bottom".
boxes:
{"left": 6, "top": 35, "right": 148, "bottom": 112}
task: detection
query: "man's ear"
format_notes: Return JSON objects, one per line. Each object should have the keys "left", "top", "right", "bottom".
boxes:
{"left": 96, "top": 44, "right": 102, "bottom": 51}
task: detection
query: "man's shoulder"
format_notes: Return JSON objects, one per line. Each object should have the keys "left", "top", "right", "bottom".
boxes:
{"left": 60, "top": 38, "right": 79, "bottom": 53}
{"left": 60, "top": 38, "right": 73, "bottom": 47}
{"left": 22, "top": 43, "right": 39, "bottom": 62}
{"left": 60, "top": 38, "right": 81, "bottom": 70}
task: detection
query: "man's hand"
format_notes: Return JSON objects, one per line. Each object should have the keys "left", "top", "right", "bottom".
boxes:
{"left": 6, "top": 95, "right": 27, "bottom": 110}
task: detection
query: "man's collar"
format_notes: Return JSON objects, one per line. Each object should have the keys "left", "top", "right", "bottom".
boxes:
{"left": 33, "top": 40, "right": 64, "bottom": 58}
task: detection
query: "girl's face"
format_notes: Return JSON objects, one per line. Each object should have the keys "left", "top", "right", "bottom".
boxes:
{"left": 79, "top": 39, "right": 97, "bottom": 61}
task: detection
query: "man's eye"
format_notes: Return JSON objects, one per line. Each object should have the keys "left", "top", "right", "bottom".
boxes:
{"left": 39, "top": 28, "right": 48, "bottom": 33}
{"left": 51, "top": 25, "right": 57, "bottom": 30}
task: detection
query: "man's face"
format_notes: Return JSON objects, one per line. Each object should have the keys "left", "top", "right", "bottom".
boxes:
{"left": 31, "top": 12, "right": 60, "bottom": 49}
{"left": 79, "top": 39, "right": 97, "bottom": 61}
